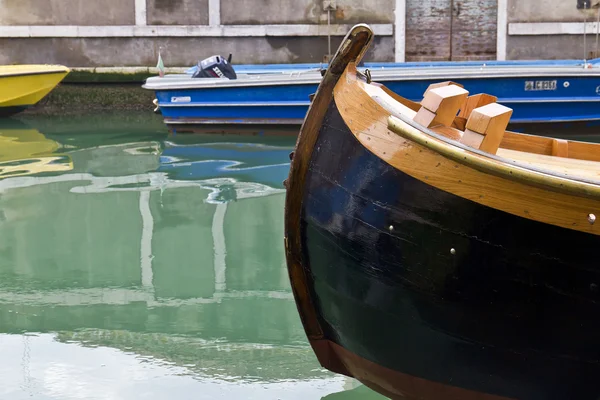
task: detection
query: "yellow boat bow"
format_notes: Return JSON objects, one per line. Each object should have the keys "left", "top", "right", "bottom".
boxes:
{"left": 0, "top": 64, "right": 70, "bottom": 116}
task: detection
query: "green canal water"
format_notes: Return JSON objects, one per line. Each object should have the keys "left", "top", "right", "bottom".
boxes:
{"left": 3, "top": 114, "right": 597, "bottom": 400}
{"left": 0, "top": 114, "right": 386, "bottom": 400}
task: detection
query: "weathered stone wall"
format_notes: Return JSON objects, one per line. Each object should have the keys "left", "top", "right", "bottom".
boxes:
{"left": 0, "top": 0, "right": 396, "bottom": 66}
{"left": 0, "top": 36, "right": 394, "bottom": 66}
{"left": 0, "top": 0, "right": 135, "bottom": 25}
{"left": 220, "top": 0, "right": 395, "bottom": 25}
{"left": 506, "top": 0, "right": 596, "bottom": 60}
{"left": 507, "top": 35, "right": 596, "bottom": 60}
{"left": 2, "top": 0, "right": 595, "bottom": 65}
{"left": 146, "top": 0, "right": 209, "bottom": 25}
{"left": 508, "top": 0, "right": 589, "bottom": 23}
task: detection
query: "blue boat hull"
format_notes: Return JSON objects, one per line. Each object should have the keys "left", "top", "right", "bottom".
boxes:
{"left": 153, "top": 69, "right": 600, "bottom": 131}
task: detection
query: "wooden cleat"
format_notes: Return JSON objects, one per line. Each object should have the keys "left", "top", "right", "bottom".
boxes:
{"left": 461, "top": 103, "right": 513, "bottom": 155}
{"left": 458, "top": 93, "right": 498, "bottom": 119}
{"left": 414, "top": 85, "right": 469, "bottom": 128}
{"left": 451, "top": 116, "right": 467, "bottom": 130}
{"left": 423, "top": 81, "right": 464, "bottom": 95}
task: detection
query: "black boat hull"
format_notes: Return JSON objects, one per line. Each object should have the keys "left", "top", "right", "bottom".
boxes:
{"left": 297, "top": 100, "right": 600, "bottom": 399}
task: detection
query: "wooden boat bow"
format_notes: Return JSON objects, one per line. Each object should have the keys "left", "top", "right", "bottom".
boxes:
{"left": 284, "top": 24, "right": 374, "bottom": 346}
{"left": 284, "top": 23, "right": 600, "bottom": 400}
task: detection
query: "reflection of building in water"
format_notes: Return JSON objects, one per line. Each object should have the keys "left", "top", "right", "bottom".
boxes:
{"left": 54, "top": 329, "right": 323, "bottom": 383}
{"left": 0, "top": 140, "right": 319, "bottom": 382}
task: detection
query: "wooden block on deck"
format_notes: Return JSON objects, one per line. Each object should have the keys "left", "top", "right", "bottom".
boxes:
{"left": 414, "top": 85, "right": 469, "bottom": 128}
{"left": 461, "top": 129, "right": 485, "bottom": 149}
{"left": 458, "top": 94, "right": 498, "bottom": 119}
{"left": 423, "top": 81, "right": 464, "bottom": 96}
{"left": 552, "top": 138, "right": 569, "bottom": 157}
{"left": 462, "top": 103, "right": 513, "bottom": 155}
{"left": 451, "top": 116, "right": 467, "bottom": 131}
{"left": 414, "top": 108, "right": 437, "bottom": 128}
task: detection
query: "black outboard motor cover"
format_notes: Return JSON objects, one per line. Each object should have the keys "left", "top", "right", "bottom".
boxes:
{"left": 192, "top": 55, "right": 237, "bottom": 79}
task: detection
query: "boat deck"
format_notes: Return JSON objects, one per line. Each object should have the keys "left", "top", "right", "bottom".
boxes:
{"left": 497, "top": 148, "right": 600, "bottom": 182}
{"left": 353, "top": 67, "right": 600, "bottom": 187}
{"left": 0, "top": 64, "right": 70, "bottom": 78}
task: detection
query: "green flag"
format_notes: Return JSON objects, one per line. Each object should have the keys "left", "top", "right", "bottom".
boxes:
{"left": 156, "top": 51, "right": 165, "bottom": 77}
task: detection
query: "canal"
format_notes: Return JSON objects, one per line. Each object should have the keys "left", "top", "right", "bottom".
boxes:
{"left": 0, "top": 113, "right": 386, "bottom": 399}
{"left": 1, "top": 113, "right": 598, "bottom": 399}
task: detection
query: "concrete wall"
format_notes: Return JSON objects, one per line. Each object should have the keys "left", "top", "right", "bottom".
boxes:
{"left": 0, "top": 36, "right": 394, "bottom": 66}
{"left": 506, "top": 35, "right": 593, "bottom": 60}
{"left": 220, "top": 0, "right": 395, "bottom": 25}
{"left": 146, "top": 0, "right": 209, "bottom": 25}
{"left": 504, "top": 0, "right": 598, "bottom": 60}
{"left": 0, "top": 0, "right": 135, "bottom": 25}
{"left": 508, "top": 0, "right": 589, "bottom": 23}
{"left": 0, "top": 0, "right": 396, "bottom": 66}
{"left": 2, "top": 0, "right": 597, "bottom": 66}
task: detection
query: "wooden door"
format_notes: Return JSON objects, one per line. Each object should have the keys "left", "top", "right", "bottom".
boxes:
{"left": 405, "top": 0, "right": 497, "bottom": 61}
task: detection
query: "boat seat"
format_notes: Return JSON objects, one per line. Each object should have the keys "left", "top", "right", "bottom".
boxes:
{"left": 414, "top": 84, "right": 469, "bottom": 128}
{"left": 460, "top": 103, "right": 513, "bottom": 155}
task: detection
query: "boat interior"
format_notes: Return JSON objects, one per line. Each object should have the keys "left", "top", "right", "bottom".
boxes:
{"left": 347, "top": 64, "right": 600, "bottom": 184}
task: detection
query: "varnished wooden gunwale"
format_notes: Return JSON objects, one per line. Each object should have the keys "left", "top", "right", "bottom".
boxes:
{"left": 283, "top": 24, "right": 374, "bottom": 364}
{"left": 333, "top": 66, "right": 600, "bottom": 235}
{"left": 388, "top": 114, "right": 600, "bottom": 192}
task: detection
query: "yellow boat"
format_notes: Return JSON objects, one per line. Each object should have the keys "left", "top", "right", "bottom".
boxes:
{"left": 0, "top": 64, "right": 70, "bottom": 116}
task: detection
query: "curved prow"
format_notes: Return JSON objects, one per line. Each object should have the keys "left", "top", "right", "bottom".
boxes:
{"left": 325, "top": 24, "right": 374, "bottom": 76}
{"left": 284, "top": 23, "right": 375, "bottom": 374}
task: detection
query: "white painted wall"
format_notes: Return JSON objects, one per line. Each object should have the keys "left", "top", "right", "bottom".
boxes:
{"left": 135, "top": 0, "right": 147, "bottom": 26}
{"left": 394, "top": 0, "right": 406, "bottom": 62}
{"left": 0, "top": 24, "right": 394, "bottom": 38}
{"left": 497, "top": 0, "right": 507, "bottom": 60}
{"left": 510, "top": 22, "right": 600, "bottom": 35}
{"left": 208, "top": 0, "right": 220, "bottom": 27}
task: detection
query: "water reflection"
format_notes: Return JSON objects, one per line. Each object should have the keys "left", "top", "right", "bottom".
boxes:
{"left": 321, "top": 381, "right": 388, "bottom": 399}
{"left": 0, "top": 117, "right": 382, "bottom": 399}
{"left": 0, "top": 119, "right": 72, "bottom": 178}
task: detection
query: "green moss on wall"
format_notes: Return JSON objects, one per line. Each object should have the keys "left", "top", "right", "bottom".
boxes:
{"left": 64, "top": 70, "right": 156, "bottom": 83}
{"left": 25, "top": 83, "right": 157, "bottom": 115}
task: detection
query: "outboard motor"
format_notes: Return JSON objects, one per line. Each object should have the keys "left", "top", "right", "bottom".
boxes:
{"left": 192, "top": 54, "right": 237, "bottom": 79}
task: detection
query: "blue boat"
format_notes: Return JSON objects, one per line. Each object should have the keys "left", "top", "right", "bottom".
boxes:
{"left": 144, "top": 58, "right": 600, "bottom": 133}
{"left": 185, "top": 59, "right": 600, "bottom": 75}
